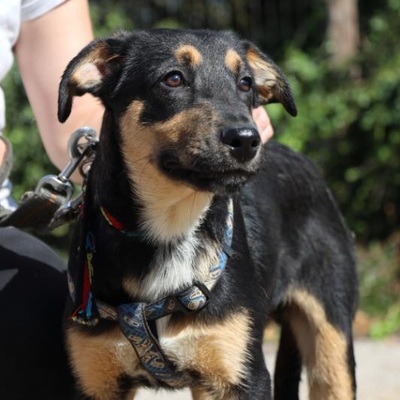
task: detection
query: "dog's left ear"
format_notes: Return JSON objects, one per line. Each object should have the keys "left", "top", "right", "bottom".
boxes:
{"left": 243, "top": 42, "right": 297, "bottom": 117}
{"left": 58, "top": 36, "right": 128, "bottom": 123}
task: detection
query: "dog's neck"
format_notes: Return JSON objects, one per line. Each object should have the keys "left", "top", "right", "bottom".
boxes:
{"left": 93, "top": 112, "right": 213, "bottom": 243}
{"left": 124, "top": 162, "right": 213, "bottom": 243}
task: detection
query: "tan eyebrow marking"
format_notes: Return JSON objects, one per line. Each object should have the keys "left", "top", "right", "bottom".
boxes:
{"left": 225, "top": 48, "right": 243, "bottom": 74}
{"left": 175, "top": 45, "right": 203, "bottom": 66}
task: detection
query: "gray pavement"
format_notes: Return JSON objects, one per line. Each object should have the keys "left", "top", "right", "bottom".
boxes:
{"left": 136, "top": 337, "right": 400, "bottom": 400}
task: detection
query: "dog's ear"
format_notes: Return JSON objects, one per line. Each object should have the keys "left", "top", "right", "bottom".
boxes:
{"left": 243, "top": 42, "right": 297, "bottom": 117}
{"left": 58, "top": 37, "right": 128, "bottom": 122}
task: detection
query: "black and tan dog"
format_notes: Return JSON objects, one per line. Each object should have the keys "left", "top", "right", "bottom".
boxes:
{"left": 58, "top": 29, "right": 358, "bottom": 400}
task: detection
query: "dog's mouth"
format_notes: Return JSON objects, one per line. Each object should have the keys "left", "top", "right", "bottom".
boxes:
{"left": 160, "top": 157, "right": 255, "bottom": 193}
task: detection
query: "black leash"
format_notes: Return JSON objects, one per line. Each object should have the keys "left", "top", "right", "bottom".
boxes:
{"left": 0, "top": 127, "right": 98, "bottom": 233}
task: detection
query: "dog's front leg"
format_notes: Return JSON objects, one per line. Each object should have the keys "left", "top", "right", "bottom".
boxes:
{"left": 191, "top": 381, "right": 271, "bottom": 400}
{"left": 163, "top": 312, "right": 271, "bottom": 400}
{"left": 66, "top": 326, "right": 142, "bottom": 400}
{"left": 190, "top": 359, "right": 272, "bottom": 400}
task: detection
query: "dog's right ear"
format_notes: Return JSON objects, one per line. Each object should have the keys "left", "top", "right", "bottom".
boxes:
{"left": 243, "top": 41, "right": 297, "bottom": 117}
{"left": 58, "top": 37, "right": 127, "bottom": 123}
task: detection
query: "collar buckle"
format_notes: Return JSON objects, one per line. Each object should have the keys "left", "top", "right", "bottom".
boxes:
{"left": 167, "top": 282, "right": 211, "bottom": 316}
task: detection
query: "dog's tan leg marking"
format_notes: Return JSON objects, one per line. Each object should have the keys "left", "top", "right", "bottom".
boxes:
{"left": 285, "top": 289, "right": 353, "bottom": 400}
{"left": 191, "top": 386, "right": 241, "bottom": 400}
{"left": 225, "top": 49, "right": 243, "bottom": 75}
{"left": 175, "top": 44, "right": 203, "bottom": 67}
{"left": 119, "top": 101, "right": 213, "bottom": 241}
{"left": 66, "top": 327, "right": 141, "bottom": 400}
{"left": 191, "top": 386, "right": 213, "bottom": 400}
{"left": 191, "top": 386, "right": 235, "bottom": 400}
{"left": 161, "top": 312, "right": 251, "bottom": 398}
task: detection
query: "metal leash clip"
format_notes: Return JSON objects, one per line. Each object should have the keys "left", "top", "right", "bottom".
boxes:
{"left": 38, "top": 127, "right": 98, "bottom": 230}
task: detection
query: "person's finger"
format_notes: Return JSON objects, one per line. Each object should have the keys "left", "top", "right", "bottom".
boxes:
{"left": 252, "top": 106, "right": 274, "bottom": 144}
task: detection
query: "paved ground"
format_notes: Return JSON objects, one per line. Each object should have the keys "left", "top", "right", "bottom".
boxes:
{"left": 136, "top": 337, "right": 400, "bottom": 400}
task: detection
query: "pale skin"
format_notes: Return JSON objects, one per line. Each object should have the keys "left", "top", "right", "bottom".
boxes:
{"left": 0, "top": 0, "right": 273, "bottom": 180}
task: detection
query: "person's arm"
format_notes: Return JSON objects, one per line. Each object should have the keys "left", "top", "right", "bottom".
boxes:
{"left": 14, "top": 0, "right": 104, "bottom": 172}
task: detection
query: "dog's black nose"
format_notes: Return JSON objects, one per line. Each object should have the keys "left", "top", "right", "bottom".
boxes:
{"left": 220, "top": 128, "right": 261, "bottom": 162}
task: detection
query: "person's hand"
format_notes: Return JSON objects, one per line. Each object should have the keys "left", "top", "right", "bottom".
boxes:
{"left": 252, "top": 106, "right": 274, "bottom": 144}
{"left": 0, "top": 136, "right": 12, "bottom": 185}
{"left": 0, "top": 138, "right": 6, "bottom": 167}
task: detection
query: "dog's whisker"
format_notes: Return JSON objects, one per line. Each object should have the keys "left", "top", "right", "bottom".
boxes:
{"left": 190, "top": 190, "right": 198, "bottom": 224}
{"left": 133, "top": 155, "right": 152, "bottom": 164}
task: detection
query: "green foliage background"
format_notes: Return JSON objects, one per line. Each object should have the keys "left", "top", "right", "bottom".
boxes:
{"left": 3, "top": 0, "right": 400, "bottom": 336}
{"left": 269, "top": 0, "right": 400, "bottom": 243}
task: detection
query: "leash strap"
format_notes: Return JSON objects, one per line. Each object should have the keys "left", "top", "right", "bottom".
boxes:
{"left": 70, "top": 231, "right": 98, "bottom": 325}
{"left": 0, "top": 188, "right": 68, "bottom": 232}
{"left": 0, "top": 127, "right": 98, "bottom": 233}
{"left": 117, "top": 302, "right": 192, "bottom": 387}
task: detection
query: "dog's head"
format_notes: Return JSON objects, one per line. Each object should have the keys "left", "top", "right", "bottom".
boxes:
{"left": 59, "top": 30, "right": 296, "bottom": 195}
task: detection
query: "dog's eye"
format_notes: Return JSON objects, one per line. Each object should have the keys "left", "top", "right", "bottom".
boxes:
{"left": 238, "top": 77, "right": 252, "bottom": 92}
{"left": 162, "top": 71, "right": 185, "bottom": 88}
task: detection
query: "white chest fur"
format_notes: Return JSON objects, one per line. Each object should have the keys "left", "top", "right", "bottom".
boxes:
{"left": 140, "top": 233, "right": 200, "bottom": 301}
